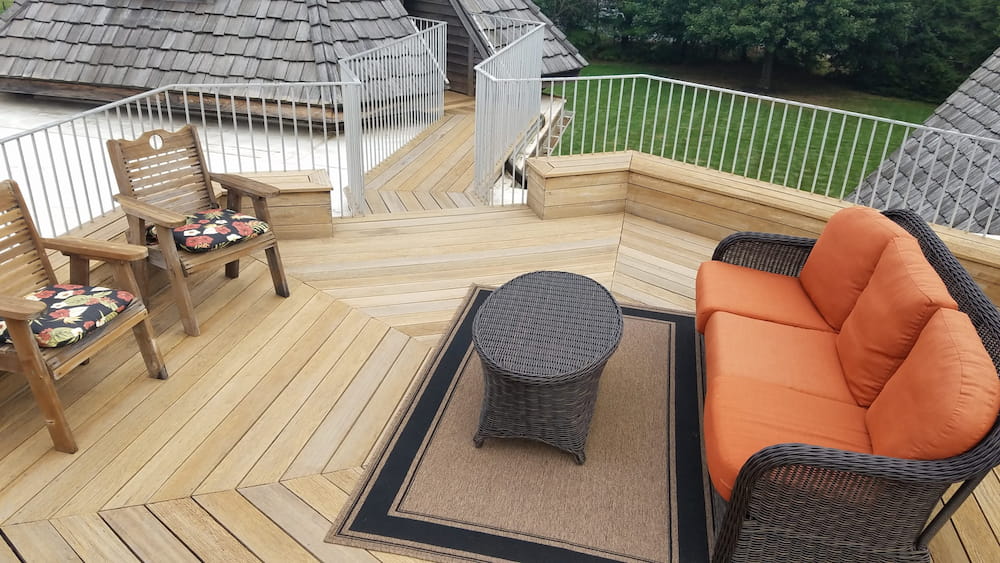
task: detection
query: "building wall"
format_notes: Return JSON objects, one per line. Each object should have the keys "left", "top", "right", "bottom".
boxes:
{"left": 404, "top": 0, "right": 483, "bottom": 95}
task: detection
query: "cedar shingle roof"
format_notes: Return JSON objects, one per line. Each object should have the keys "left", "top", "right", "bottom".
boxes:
{"left": 854, "top": 47, "right": 1000, "bottom": 233}
{"left": 458, "top": 0, "right": 587, "bottom": 75}
{"left": 0, "top": 0, "right": 417, "bottom": 91}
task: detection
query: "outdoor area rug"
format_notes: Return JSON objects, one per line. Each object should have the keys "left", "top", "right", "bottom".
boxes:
{"left": 326, "top": 286, "right": 714, "bottom": 562}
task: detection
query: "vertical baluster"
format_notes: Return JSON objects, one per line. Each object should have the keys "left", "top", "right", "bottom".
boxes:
{"left": 215, "top": 91, "right": 227, "bottom": 172}
{"left": 900, "top": 131, "right": 928, "bottom": 208}
{"left": 637, "top": 77, "right": 651, "bottom": 153}
{"left": 731, "top": 97, "right": 748, "bottom": 174}
{"left": 838, "top": 116, "right": 864, "bottom": 198}
{"left": 767, "top": 103, "right": 787, "bottom": 183}
{"left": 648, "top": 80, "right": 663, "bottom": 155}
{"left": 229, "top": 93, "right": 243, "bottom": 170}
{"left": 915, "top": 136, "right": 944, "bottom": 216}
{"left": 277, "top": 96, "right": 286, "bottom": 172}
{"left": 781, "top": 106, "right": 803, "bottom": 186}
{"left": 743, "top": 99, "right": 763, "bottom": 177}
{"left": 672, "top": 85, "right": 686, "bottom": 161}
{"left": 968, "top": 144, "right": 997, "bottom": 232}
{"left": 947, "top": 140, "right": 978, "bottom": 228}
{"left": 797, "top": 109, "right": 818, "bottom": 190}
{"left": 29, "top": 133, "right": 60, "bottom": 235}
{"left": 824, "top": 114, "right": 848, "bottom": 197}
{"left": 694, "top": 87, "right": 711, "bottom": 166}
{"left": 707, "top": 90, "right": 725, "bottom": 169}
{"left": 683, "top": 88, "right": 698, "bottom": 163}
{"left": 260, "top": 92, "right": 271, "bottom": 172}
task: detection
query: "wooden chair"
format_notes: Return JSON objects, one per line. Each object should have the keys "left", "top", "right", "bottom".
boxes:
{"left": 0, "top": 179, "right": 167, "bottom": 453}
{"left": 106, "top": 126, "right": 290, "bottom": 336}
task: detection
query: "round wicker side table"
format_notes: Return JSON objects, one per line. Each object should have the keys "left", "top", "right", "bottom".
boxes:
{"left": 471, "top": 271, "right": 623, "bottom": 464}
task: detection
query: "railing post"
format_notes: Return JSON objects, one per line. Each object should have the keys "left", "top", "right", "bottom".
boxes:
{"left": 342, "top": 81, "right": 366, "bottom": 217}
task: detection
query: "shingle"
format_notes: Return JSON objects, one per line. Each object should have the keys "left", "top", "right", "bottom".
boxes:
{"left": 0, "top": 0, "right": 481, "bottom": 107}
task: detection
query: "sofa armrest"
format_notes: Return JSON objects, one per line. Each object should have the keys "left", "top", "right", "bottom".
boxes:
{"left": 714, "top": 442, "right": 985, "bottom": 562}
{"left": 711, "top": 232, "right": 816, "bottom": 277}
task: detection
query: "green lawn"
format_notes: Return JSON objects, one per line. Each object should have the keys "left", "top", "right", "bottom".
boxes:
{"left": 546, "top": 61, "right": 938, "bottom": 198}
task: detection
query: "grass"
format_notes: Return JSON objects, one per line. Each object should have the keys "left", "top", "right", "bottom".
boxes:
{"left": 545, "top": 61, "right": 939, "bottom": 198}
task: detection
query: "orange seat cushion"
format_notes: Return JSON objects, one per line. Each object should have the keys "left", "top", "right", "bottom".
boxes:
{"left": 867, "top": 308, "right": 1000, "bottom": 460}
{"left": 695, "top": 261, "right": 832, "bottom": 333}
{"left": 704, "top": 376, "right": 872, "bottom": 501}
{"left": 799, "top": 206, "right": 910, "bottom": 330}
{"left": 705, "top": 312, "right": 855, "bottom": 403}
{"left": 837, "top": 237, "right": 958, "bottom": 406}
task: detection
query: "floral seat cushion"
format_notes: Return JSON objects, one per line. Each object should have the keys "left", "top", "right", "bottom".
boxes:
{"left": 146, "top": 208, "right": 271, "bottom": 253}
{"left": 0, "top": 284, "right": 134, "bottom": 348}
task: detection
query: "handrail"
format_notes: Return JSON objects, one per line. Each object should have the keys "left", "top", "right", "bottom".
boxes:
{"left": 490, "top": 74, "right": 1000, "bottom": 147}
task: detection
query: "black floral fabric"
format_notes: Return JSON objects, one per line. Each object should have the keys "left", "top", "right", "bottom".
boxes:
{"left": 0, "top": 284, "right": 134, "bottom": 348}
{"left": 146, "top": 208, "right": 271, "bottom": 253}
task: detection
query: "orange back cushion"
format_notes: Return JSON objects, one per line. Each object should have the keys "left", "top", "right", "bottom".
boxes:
{"left": 867, "top": 308, "right": 1000, "bottom": 459}
{"left": 799, "top": 206, "right": 910, "bottom": 330}
{"left": 837, "top": 237, "right": 958, "bottom": 406}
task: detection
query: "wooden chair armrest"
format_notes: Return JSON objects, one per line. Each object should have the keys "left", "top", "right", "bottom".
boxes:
{"left": 0, "top": 295, "right": 46, "bottom": 320}
{"left": 41, "top": 237, "right": 148, "bottom": 263}
{"left": 210, "top": 173, "right": 280, "bottom": 199}
{"left": 114, "top": 195, "right": 188, "bottom": 228}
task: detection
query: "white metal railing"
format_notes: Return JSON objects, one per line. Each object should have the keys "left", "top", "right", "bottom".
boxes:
{"left": 0, "top": 18, "right": 447, "bottom": 237}
{"left": 0, "top": 84, "right": 365, "bottom": 237}
{"left": 472, "top": 16, "right": 545, "bottom": 202}
{"left": 340, "top": 18, "right": 447, "bottom": 170}
{"left": 475, "top": 72, "right": 1000, "bottom": 234}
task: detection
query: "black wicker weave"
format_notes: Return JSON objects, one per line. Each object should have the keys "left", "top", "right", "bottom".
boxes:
{"left": 708, "top": 209, "right": 1000, "bottom": 563}
{"left": 471, "top": 271, "right": 623, "bottom": 464}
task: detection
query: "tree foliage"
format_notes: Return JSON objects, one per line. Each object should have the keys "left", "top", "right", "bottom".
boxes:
{"left": 533, "top": 0, "right": 1000, "bottom": 101}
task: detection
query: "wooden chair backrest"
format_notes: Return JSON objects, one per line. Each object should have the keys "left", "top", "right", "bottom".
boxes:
{"left": 106, "top": 125, "right": 219, "bottom": 216}
{"left": 0, "top": 180, "right": 57, "bottom": 297}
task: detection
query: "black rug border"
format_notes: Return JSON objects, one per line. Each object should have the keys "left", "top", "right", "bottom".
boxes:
{"left": 335, "top": 288, "right": 708, "bottom": 562}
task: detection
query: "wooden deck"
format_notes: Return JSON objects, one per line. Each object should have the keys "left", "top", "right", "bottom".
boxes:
{"left": 0, "top": 203, "right": 996, "bottom": 561}
{"left": 0, "top": 100, "right": 998, "bottom": 560}
{"left": 362, "top": 93, "right": 478, "bottom": 215}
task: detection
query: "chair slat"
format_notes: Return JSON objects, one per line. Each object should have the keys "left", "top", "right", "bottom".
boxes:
{"left": 0, "top": 257, "right": 49, "bottom": 297}
{"left": 131, "top": 174, "right": 208, "bottom": 199}
{"left": 0, "top": 219, "right": 34, "bottom": 244}
{"left": 123, "top": 147, "right": 202, "bottom": 170}
{"left": 119, "top": 130, "right": 206, "bottom": 161}
{"left": 0, "top": 181, "right": 54, "bottom": 292}
{"left": 0, "top": 236, "right": 40, "bottom": 265}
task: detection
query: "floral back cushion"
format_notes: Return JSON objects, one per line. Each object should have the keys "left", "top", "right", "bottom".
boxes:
{"left": 146, "top": 208, "right": 271, "bottom": 253}
{"left": 0, "top": 284, "right": 134, "bottom": 348}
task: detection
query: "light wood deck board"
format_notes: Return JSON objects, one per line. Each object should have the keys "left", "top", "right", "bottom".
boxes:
{"left": 3, "top": 520, "right": 81, "bottom": 561}
{"left": 50, "top": 513, "right": 140, "bottom": 562}
{"left": 0, "top": 201, "right": 990, "bottom": 561}
{"left": 363, "top": 109, "right": 477, "bottom": 213}
{"left": 195, "top": 489, "right": 318, "bottom": 562}
{"left": 101, "top": 505, "right": 200, "bottom": 562}
{"left": 147, "top": 498, "right": 260, "bottom": 562}
{"left": 239, "top": 483, "right": 377, "bottom": 562}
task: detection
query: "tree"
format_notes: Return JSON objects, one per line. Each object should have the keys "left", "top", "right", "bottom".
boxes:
{"left": 531, "top": 0, "right": 602, "bottom": 33}
{"left": 684, "top": 0, "right": 911, "bottom": 91}
{"left": 843, "top": 0, "right": 1000, "bottom": 101}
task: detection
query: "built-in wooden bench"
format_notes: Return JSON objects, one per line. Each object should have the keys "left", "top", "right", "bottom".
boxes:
{"left": 527, "top": 151, "right": 1000, "bottom": 301}
{"left": 216, "top": 169, "right": 334, "bottom": 239}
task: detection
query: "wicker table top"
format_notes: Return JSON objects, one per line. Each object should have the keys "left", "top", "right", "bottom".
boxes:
{"left": 473, "top": 271, "right": 623, "bottom": 385}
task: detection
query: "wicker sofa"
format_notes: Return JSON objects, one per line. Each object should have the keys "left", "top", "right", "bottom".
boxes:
{"left": 695, "top": 207, "right": 1000, "bottom": 562}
